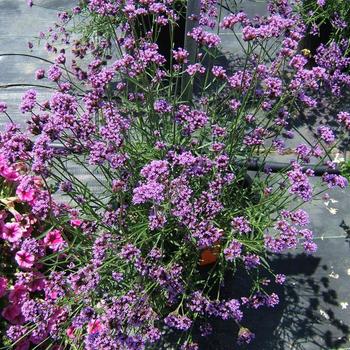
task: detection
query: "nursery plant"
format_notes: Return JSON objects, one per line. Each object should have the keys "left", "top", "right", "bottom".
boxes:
{"left": 0, "top": 0, "right": 349, "bottom": 349}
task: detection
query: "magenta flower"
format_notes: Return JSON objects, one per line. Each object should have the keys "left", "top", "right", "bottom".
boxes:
{"left": 16, "top": 186, "right": 36, "bottom": 203}
{"left": 15, "top": 250, "right": 35, "bottom": 269}
{"left": 3, "top": 222, "right": 23, "bottom": 242}
{"left": 70, "top": 219, "right": 83, "bottom": 227}
{"left": 35, "top": 68, "right": 45, "bottom": 80}
{"left": 66, "top": 326, "right": 76, "bottom": 339}
{"left": 0, "top": 276, "right": 8, "bottom": 297}
{"left": 0, "top": 155, "right": 19, "bottom": 181}
{"left": 1, "top": 304, "right": 22, "bottom": 323}
{"left": 0, "top": 101, "right": 7, "bottom": 113}
{"left": 44, "top": 229, "right": 65, "bottom": 251}
{"left": 87, "top": 319, "right": 104, "bottom": 334}
{"left": 8, "top": 284, "right": 28, "bottom": 304}
{"left": 13, "top": 339, "right": 30, "bottom": 350}
{"left": 0, "top": 165, "right": 19, "bottom": 182}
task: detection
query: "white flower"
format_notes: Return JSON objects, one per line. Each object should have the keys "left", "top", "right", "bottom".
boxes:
{"left": 333, "top": 152, "right": 345, "bottom": 164}
{"left": 327, "top": 207, "right": 338, "bottom": 215}
{"left": 340, "top": 302, "right": 348, "bottom": 310}
{"left": 319, "top": 309, "right": 330, "bottom": 319}
{"left": 329, "top": 271, "right": 339, "bottom": 279}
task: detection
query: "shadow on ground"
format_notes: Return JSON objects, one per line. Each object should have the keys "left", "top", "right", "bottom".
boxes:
{"left": 196, "top": 253, "right": 349, "bottom": 350}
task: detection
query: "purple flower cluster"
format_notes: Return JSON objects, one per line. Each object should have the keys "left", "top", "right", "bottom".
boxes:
{"left": 224, "top": 240, "right": 242, "bottom": 261}
{"left": 287, "top": 162, "right": 314, "bottom": 201}
{"left": 1, "top": 0, "right": 349, "bottom": 348}
{"left": 164, "top": 314, "right": 192, "bottom": 331}
{"left": 265, "top": 208, "right": 317, "bottom": 254}
{"left": 231, "top": 216, "right": 251, "bottom": 233}
{"left": 175, "top": 105, "right": 208, "bottom": 135}
{"left": 317, "top": 125, "right": 335, "bottom": 143}
{"left": 20, "top": 89, "right": 37, "bottom": 113}
{"left": 188, "top": 27, "right": 221, "bottom": 48}
{"left": 242, "top": 15, "right": 295, "bottom": 41}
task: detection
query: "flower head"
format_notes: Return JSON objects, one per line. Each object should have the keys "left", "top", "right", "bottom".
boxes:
{"left": 3, "top": 222, "right": 23, "bottom": 242}
{"left": 43, "top": 229, "right": 66, "bottom": 251}
{"left": 15, "top": 250, "right": 35, "bottom": 269}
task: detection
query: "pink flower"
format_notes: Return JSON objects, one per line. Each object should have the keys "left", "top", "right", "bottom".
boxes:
{"left": 0, "top": 210, "right": 7, "bottom": 221}
{"left": 0, "top": 276, "right": 8, "bottom": 297}
{"left": 87, "top": 319, "right": 104, "bottom": 334}
{"left": 2, "top": 222, "right": 23, "bottom": 242}
{"left": 0, "top": 101, "right": 7, "bottom": 113}
{"left": 27, "top": 271, "right": 45, "bottom": 292}
{"left": 0, "top": 155, "right": 19, "bottom": 181}
{"left": 15, "top": 250, "right": 35, "bottom": 269}
{"left": 9, "top": 284, "right": 28, "bottom": 303}
{"left": 70, "top": 219, "right": 82, "bottom": 227}
{"left": 16, "top": 186, "right": 36, "bottom": 203}
{"left": 44, "top": 229, "right": 65, "bottom": 251}
{"left": 1, "top": 304, "right": 22, "bottom": 323}
{"left": 15, "top": 340, "right": 30, "bottom": 350}
{"left": 0, "top": 166, "right": 19, "bottom": 181}
{"left": 66, "top": 326, "right": 76, "bottom": 339}
{"left": 46, "top": 290, "right": 59, "bottom": 300}
{"left": 20, "top": 215, "right": 35, "bottom": 238}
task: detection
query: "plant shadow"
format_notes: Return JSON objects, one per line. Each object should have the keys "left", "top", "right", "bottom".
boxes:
{"left": 197, "top": 253, "right": 350, "bottom": 350}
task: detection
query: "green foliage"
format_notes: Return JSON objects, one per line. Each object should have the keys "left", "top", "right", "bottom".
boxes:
{"left": 340, "top": 159, "right": 350, "bottom": 181}
{"left": 298, "top": 0, "right": 350, "bottom": 54}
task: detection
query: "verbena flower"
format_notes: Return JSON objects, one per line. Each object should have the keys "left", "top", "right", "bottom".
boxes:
{"left": 0, "top": 0, "right": 348, "bottom": 347}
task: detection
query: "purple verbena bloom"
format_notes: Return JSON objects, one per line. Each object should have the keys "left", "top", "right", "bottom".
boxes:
{"left": 0, "top": 102, "right": 7, "bottom": 113}
{"left": 303, "top": 240, "right": 317, "bottom": 254}
{"left": 290, "top": 209, "right": 309, "bottom": 226}
{"left": 35, "top": 69, "right": 45, "bottom": 80}
{"left": 275, "top": 274, "right": 286, "bottom": 284}
{"left": 224, "top": 240, "right": 242, "bottom": 261}
{"left": 140, "top": 160, "right": 169, "bottom": 182}
{"left": 47, "top": 65, "right": 62, "bottom": 82}
{"left": 132, "top": 181, "right": 165, "bottom": 204}
{"left": 120, "top": 243, "right": 141, "bottom": 261}
{"left": 317, "top": 125, "right": 335, "bottom": 144}
{"left": 243, "top": 253, "right": 260, "bottom": 269}
{"left": 164, "top": 314, "right": 192, "bottom": 331}
{"left": 231, "top": 216, "right": 251, "bottom": 233}
{"left": 20, "top": 89, "right": 37, "bottom": 113}
{"left": 154, "top": 99, "right": 172, "bottom": 114}
{"left": 322, "top": 173, "right": 348, "bottom": 189}
{"left": 266, "top": 292, "right": 279, "bottom": 307}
